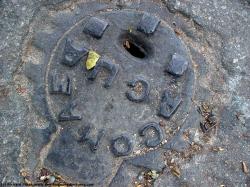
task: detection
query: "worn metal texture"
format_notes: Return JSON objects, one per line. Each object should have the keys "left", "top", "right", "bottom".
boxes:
{"left": 0, "top": 0, "right": 249, "bottom": 186}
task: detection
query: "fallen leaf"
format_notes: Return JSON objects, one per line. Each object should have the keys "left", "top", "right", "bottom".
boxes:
{"left": 85, "top": 50, "right": 100, "bottom": 70}
{"left": 171, "top": 166, "right": 181, "bottom": 178}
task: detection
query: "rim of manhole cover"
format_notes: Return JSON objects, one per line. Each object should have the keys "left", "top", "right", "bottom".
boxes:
{"left": 22, "top": 1, "right": 197, "bottom": 186}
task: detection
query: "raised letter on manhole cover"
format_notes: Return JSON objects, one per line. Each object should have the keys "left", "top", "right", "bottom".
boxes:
{"left": 21, "top": 1, "right": 199, "bottom": 186}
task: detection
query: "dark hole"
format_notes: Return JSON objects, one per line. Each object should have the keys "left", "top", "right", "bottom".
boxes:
{"left": 123, "top": 39, "right": 146, "bottom": 59}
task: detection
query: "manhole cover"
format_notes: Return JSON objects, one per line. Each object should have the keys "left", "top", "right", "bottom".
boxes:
{"left": 22, "top": 1, "right": 197, "bottom": 186}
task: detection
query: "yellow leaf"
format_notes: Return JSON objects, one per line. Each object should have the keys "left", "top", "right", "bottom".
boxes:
{"left": 85, "top": 50, "right": 100, "bottom": 70}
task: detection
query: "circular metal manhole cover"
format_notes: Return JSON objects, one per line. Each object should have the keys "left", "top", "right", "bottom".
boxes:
{"left": 22, "top": 2, "right": 196, "bottom": 186}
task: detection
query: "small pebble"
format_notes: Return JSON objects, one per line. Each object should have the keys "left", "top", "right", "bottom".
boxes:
{"left": 137, "top": 172, "right": 144, "bottom": 181}
{"left": 40, "top": 176, "right": 46, "bottom": 181}
{"left": 48, "top": 175, "right": 56, "bottom": 184}
{"left": 150, "top": 170, "right": 159, "bottom": 179}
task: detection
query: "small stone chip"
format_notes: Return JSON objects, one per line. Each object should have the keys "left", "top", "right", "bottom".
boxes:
{"left": 166, "top": 53, "right": 189, "bottom": 76}
{"left": 40, "top": 176, "right": 47, "bottom": 181}
{"left": 85, "top": 50, "right": 100, "bottom": 70}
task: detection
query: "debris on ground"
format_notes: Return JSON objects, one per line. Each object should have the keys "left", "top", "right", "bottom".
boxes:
{"left": 124, "top": 40, "right": 130, "bottom": 49}
{"left": 211, "top": 146, "right": 224, "bottom": 152}
{"left": 134, "top": 170, "right": 160, "bottom": 187}
{"left": 165, "top": 152, "right": 181, "bottom": 178}
{"left": 148, "top": 170, "right": 159, "bottom": 179}
{"left": 39, "top": 168, "right": 66, "bottom": 185}
{"left": 242, "top": 161, "right": 249, "bottom": 174}
{"left": 20, "top": 170, "right": 32, "bottom": 185}
{"left": 198, "top": 103, "right": 217, "bottom": 133}
{"left": 181, "top": 143, "right": 203, "bottom": 160}
{"left": 174, "top": 27, "right": 182, "bottom": 35}
{"left": 170, "top": 165, "right": 181, "bottom": 178}
{"left": 85, "top": 50, "right": 100, "bottom": 70}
